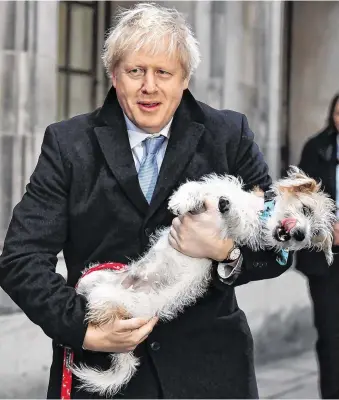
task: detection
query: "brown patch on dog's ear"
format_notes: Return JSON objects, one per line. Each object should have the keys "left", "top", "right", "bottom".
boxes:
{"left": 278, "top": 178, "right": 320, "bottom": 195}
{"left": 279, "top": 166, "right": 321, "bottom": 194}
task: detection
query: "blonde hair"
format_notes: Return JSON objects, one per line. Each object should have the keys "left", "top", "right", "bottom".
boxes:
{"left": 102, "top": 2, "right": 201, "bottom": 79}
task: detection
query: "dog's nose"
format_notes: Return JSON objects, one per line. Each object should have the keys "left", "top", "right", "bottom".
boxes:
{"left": 218, "top": 197, "right": 230, "bottom": 213}
{"left": 293, "top": 229, "right": 305, "bottom": 242}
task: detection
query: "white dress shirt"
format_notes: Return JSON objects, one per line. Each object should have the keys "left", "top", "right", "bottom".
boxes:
{"left": 123, "top": 114, "right": 172, "bottom": 172}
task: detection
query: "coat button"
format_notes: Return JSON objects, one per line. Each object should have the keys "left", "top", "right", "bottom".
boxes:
{"left": 150, "top": 341, "right": 160, "bottom": 351}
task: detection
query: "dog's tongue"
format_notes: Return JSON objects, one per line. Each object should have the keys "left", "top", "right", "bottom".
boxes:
{"left": 281, "top": 218, "right": 297, "bottom": 232}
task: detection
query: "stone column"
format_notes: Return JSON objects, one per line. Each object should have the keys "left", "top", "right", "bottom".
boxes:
{"left": 221, "top": 1, "right": 284, "bottom": 180}
{"left": 266, "top": 1, "right": 284, "bottom": 180}
{"left": 0, "top": 1, "right": 58, "bottom": 311}
{"left": 192, "top": 1, "right": 212, "bottom": 103}
{"left": 222, "top": 2, "right": 244, "bottom": 112}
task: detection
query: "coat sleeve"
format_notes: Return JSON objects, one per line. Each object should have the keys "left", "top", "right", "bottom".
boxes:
{"left": 212, "top": 114, "right": 292, "bottom": 289}
{"left": 0, "top": 126, "right": 88, "bottom": 355}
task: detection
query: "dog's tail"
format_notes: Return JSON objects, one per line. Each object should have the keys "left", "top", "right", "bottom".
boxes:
{"left": 71, "top": 352, "right": 139, "bottom": 396}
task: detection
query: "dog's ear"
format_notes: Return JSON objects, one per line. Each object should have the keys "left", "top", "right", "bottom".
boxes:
{"left": 323, "top": 235, "right": 334, "bottom": 265}
{"left": 314, "top": 230, "right": 334, "bottom": 265}
{"left": 277, "top": 166, "right": 321, "bottom": 194}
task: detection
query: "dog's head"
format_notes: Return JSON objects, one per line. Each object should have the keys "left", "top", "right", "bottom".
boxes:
{"left": 266, "top": 166, "right": 336, "bottom": 264}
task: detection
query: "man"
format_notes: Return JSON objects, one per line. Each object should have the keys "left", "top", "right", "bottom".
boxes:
{"left": 296, "top": 93, "right": 339, "bottom": 399}
{"left": 0, "top": 3, "right": 292, "bottom": 399}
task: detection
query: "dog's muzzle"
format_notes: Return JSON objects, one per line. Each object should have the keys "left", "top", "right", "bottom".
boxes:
{"left": 274, "top": 217, "right": 298, "bottom": 242}
{"left": 274, "top": 226, "right": 291, "bottom": 242}
{"left": 274, "top": 217, "right": 306, "bottom": 242}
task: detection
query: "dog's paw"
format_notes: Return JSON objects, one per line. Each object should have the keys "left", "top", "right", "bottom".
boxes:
{"left": 218, "top": 197, "right": 230, "bottom": 213}
{"left": 168, "top": 181, "right": 206, "bottom": 215}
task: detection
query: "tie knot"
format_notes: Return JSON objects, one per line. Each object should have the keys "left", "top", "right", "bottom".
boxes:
{"left": 144, "top": 135, "right": 166, "bottom": 155}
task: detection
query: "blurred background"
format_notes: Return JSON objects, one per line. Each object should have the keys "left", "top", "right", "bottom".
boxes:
{"left": 0, "top": 0, "right": 338, "bottom": 398}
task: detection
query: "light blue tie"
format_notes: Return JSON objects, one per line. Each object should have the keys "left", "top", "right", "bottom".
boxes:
{"left": 138, "top": 135, "right": 166, "bottom": 203}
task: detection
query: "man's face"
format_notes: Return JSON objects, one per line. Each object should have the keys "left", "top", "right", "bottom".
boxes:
{"left": 333, "top": 100, "right": 339, "bottom": 132}
{"left": 112, "top": 48, "right": 189, "bottom": 134}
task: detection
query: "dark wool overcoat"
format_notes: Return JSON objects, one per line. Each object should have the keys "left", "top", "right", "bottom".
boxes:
{"left": 0, "top": 88, "right": 292, "bottom": 399}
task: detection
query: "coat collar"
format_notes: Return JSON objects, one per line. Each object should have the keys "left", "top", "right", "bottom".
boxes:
{"left": 94, "top": 87, "right": 205, "bottom": 218}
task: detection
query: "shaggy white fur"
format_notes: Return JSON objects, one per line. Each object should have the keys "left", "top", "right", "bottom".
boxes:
{"left": 71, "top": 168, "right": 336, "bottom": 396}
{"left": 71, "top": 173, "right": 262, "bottom": 396}
{"left": 263, "top": 166, "right": 336, "bottom": 264}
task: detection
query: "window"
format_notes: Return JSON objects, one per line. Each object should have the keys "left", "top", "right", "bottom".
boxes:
{"left": 57, "top": 1, "right": 99, "bottom": 120}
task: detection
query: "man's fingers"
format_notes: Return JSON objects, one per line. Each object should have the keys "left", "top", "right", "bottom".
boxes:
{"left": 204, "top": 197, "right": 216, "bottom": 212}
{"left": 169, "top": 226, "right": 180, "bottom": 243}
{"left": 133, "top": 316, "right": 159, "bottom": 342}
{"left": 172, "top": 216, "right": 182, "bottom": 230}
{"left": 168, "top": 234, "right": 179, "bottom": 251}
{"left": 118, "top": 317, "right": 151, "bottom": 331}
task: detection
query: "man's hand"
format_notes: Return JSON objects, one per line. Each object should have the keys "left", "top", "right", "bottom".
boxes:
{"left": 169, "top": 198, "right": 234, "bottom": 261}
{"left": 333, "top": 221, "right": 339, "bottom": 246}
{"left": 83, "top": 316, "right": 158, "bottom": 353}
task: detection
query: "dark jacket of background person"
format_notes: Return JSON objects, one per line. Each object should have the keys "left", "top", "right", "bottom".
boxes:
{"left": 296, "top": 93, "right": 339, "bottom": 399}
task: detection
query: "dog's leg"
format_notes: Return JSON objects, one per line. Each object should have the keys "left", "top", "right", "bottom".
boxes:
{"left": 218, "top": 197, "right": 231, "bottom": 213}
{"left": 168, "top": 181, "right": 207, "bottom": 215}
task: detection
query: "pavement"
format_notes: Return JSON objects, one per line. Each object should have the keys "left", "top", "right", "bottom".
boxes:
{"left": 256, "top": 350, "right": 319, "bottom": 399}
{"left": 0, "top": 312, "right": 320, "bottom": 399}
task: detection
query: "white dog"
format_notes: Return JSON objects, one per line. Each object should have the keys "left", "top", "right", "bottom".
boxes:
{"left": 71, "top": 168, "right": 335, "bottom": 396}
{"left": 71, "top": 174, "right": 262, "bottom": 396}
{"left": 262, "top": 166, "right": 336, "bottom": 264}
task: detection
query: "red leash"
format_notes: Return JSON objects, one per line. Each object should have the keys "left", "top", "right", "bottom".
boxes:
{"left": 60, "top": 262, "right": 127, "bottom": 399}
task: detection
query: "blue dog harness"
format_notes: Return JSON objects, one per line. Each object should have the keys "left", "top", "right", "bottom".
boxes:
{"left": 259, "top": 190, "right": 289, "bottom": 266}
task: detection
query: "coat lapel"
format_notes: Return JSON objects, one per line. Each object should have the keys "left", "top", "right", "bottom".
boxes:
{"left": 146, "top": 90, "right": 205, "bottom": 221}
{"left": 94, "top": 88, "right": 149, "bottom": 215}
{"left": 94, "top": 87, "right": 206, "bottom": 219}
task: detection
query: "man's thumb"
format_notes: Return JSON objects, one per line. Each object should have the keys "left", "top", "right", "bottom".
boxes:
{"left": 204, "top": 198, "right": 216, "bottom": 211}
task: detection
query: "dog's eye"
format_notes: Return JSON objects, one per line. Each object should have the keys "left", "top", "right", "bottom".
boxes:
{"left": 302, "top": 205, "right": 313, "bottom": 215}
{"left": 313, "top": 229, "right": 320, "bottom": 236}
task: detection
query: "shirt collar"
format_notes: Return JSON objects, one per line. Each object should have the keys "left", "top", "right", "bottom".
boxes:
{"left": 123, "top": 113, "right": 172, "bottom": 150}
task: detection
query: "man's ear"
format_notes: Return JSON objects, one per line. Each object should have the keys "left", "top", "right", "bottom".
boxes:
{"left": 183, "top": 75, "right": 190, "bottom": 90}
{"left": 112, "top": 68, "right": 118, "bottom": 88}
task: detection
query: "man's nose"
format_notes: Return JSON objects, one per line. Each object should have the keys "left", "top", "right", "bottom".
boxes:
{"left": 141, "top": 72, "right": 158, "bottom": 94}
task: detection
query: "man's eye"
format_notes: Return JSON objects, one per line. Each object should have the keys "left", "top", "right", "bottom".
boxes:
{"left": 157, "top": 70, "right": 171, "bottom": 76}
{"left": 129, "top": 68, "right": 144, "bottom": 76}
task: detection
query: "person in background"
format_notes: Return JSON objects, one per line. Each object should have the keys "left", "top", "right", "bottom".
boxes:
{"left": 297, "top": 93, "right": 339, "bottom": 399}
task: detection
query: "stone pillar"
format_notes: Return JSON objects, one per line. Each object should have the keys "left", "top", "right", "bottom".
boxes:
{"left": 266, "top": 1, "right": 284, "bottom": 180}
{"left": 221, "top": 1, "right": 284, "bottom": 180}
{"left": 192, "top": 1, "right": 212, "bottom": 103}
{"left": 0, "top": 1, "right": 58, "bottom": 311}
{"left": 222, "top": 2, "right": 244, "bottom": 112}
